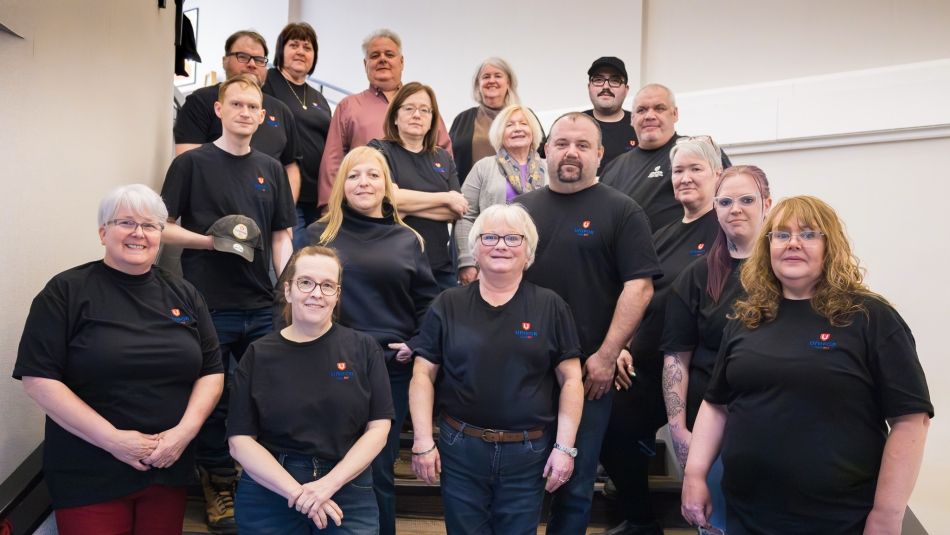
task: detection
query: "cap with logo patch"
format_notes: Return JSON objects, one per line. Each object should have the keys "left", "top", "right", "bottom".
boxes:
{"left": 206, "top": 214, "right": 262, "bottom": 262}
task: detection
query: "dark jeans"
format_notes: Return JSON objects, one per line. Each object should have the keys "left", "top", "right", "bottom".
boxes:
{"left": 370, "top": 371, "right": 410, "bottom": 535}
{"left": 439, "top": 418, "right": 552, "bottom": 535}
{"left": 196, "top": 307, "right": 273, "bottom": 469}
{"left": 293, "top": 205, "right": 321, "bottom": 251}
{"left": 235, "top": 453, "right": 378, "bottom": 534}
{"left": 600, "top": 430, "right": 660, "bottom": 527}
{"left": 432, "top": 267, "right": 458, "bottom": 292}
{"left": 545, "top": 388, "right": 615, "bottom": 534}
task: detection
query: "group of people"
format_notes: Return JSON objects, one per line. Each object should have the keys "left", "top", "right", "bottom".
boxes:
{"left": 12, "top": 21, "right": 933, "bottom": 535}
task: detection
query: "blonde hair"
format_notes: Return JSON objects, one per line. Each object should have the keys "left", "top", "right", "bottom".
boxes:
{"left": 217, "top": 73, "right": 262, "bottom": 102}
{"left": 732, "top": 195, "right": 885, "bottom": 329}
{"left": 487, "top": 105, "right": 543, "bottom": 152}
{"left": 316, "top": 146, "right": 423, "bottom": 249}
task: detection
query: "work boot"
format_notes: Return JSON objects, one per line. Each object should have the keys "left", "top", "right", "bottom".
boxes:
{"left": 199, "top": 466, "right": 237, "bottom": 534}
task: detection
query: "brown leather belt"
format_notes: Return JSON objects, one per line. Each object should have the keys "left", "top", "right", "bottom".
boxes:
{"left": 443, "top": 415, "right": 544, "bottom": 443}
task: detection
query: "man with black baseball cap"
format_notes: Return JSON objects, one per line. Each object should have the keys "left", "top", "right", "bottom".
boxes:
{"left": 583, "top": 57, "right": 637, "bottom": 175}
{"left": 161, "top": 74, "right": 295, "bottom": 533}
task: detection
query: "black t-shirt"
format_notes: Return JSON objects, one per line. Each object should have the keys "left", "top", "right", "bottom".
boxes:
{"left": 227, "top": 325, "right": 394, "bottom": 461}
{"left": 624, "top": 210, "right": 720, "bottom": 432}
{"left": 600, "top": 134, "right": 732, "bottom": 231}
{"left": 409, "top": 282, "right": 581, "bottom": 430}
{"left": 582, "top": 109, "right": 637, "bottom": 176}
{"left": 174, "top": 83, "right": 302, "bottom": 166}
{"left": 368, "top": 139, "right": 461, "bottom": 272}
{"left": 661, "top": 256, "right": 744, "bottom": 429}
{"left": 161, "top": 143, "right": 297, "bottom": 310}
{"left": 517, "top": 184, "right": 661, "bottom": 357}
{"left": 13, "top": 262, "right": 223, "bottom": 508}
{"left": 263, "top": 68, "right": 332, "bottom": 206}
{"left": 706, "top": 298, "right": 934, "bottom": 534}
{"left": 308, "top": 205, "right": 439, "bottom": 376}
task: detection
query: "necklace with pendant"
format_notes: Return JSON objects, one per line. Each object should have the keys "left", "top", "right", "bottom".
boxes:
{"left": 282, "top": 72, "right": 309, "bottom": 110}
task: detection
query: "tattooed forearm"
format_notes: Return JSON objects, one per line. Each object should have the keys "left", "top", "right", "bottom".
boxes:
{"left": 665, "top": 390, "right": 685, "bottom": 419}
{"left": 663, "top": 354, "right": 687, "bottom": 420}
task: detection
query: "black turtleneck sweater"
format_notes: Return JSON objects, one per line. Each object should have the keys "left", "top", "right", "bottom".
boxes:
{"left": 307, "top": 205, "right": 440, "bottom": 376}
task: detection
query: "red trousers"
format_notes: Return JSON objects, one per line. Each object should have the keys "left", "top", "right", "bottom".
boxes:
{"left": 54, "top": 485, "right": 186, "bottom": 535}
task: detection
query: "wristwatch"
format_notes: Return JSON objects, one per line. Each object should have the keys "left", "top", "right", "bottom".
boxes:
{"left": 553, "top": 442, "right": 578, "bottom": 458}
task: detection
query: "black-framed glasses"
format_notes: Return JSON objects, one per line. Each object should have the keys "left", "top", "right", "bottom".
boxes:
{"left": 106, "top": 218, "right": 165, "bottom": 234}
{"left": 225, "top": 51, "right": 269, "bottom": 67}
{"left": 294, "top": 278, "right": 341, "bottom": 296}
{"left": 714, "top": 194, "right": 759, "bottom": 209}
{"left": 589, "top": 76, "right": 626, "bottom": 88}
{"left": 398, "top": 104, "right": 432, "bottom": 116}
{"left": 766, "top": 230, "right": 824, "bottom": 245}
{"left": 479, "top": 233, "right": 525, "bottom": 247}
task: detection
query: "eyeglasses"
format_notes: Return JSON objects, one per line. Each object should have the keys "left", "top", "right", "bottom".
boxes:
{"left": 294, "top": 278, "right": 341, "bottom": 296}
{"left": 398, "top": 105, "right": 432, "bottom": 117}
{"left": 106, "top": 218, "right": 165, "bottom": 234}
{"left": 675, "top": 134, "right": 722, "bottom": 159}
{"left": 766, "top": 230, "right": 825, "bottom": 245}
{"left": 479, "top": 233, "right": 525, "bottom": 247}
{"left": 225, "top": 52, "right": 269, "bottom": 67}
{"left": 714, "top": 194, "right": 759, "bottom": 209}
{"left": 589, "top": 76, "right": 626, "bottom": 88}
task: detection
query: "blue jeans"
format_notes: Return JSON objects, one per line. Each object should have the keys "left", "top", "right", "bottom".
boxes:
{"left": 235, "top": 453, "right": 378, "bottom": 534}
{"left": 439, "top": 418, "right": 552, "bottom": 535}
{"left": 293, "top": 205, "right": 321, "bottom": 251}
{"left": 432, "top": 267, "right": 458, "bottom": 291}
{"left": 545, "top": 388, "right": 615, "bottom": 534}
{"left": 370, "top": 372, "right": 410, "bottom": 535}
{"left": 196, "top": 307, "right": 273, "bottom": 468}
{"left": 708, "top": 454, "right": 726, "bottom": 531}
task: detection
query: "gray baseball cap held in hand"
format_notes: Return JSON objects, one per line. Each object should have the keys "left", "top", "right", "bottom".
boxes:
{"left": 206, "top": 215, "right": 262, "bottom": 262}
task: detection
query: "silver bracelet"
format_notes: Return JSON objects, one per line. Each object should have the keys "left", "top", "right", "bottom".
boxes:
{"left": 411, "top": 444, "right": 437, "bottom": 456}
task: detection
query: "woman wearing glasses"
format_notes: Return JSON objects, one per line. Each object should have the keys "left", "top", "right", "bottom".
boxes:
{"left": 307, "top": 146, "right": 439, "bottom": 535}
{"left": 682, "top": 196, "right": 932, "bottom": 534}
{"left": 369, "top": 82, "right": 467, "bottom": 289}
{"left": 454, "top": 104, "right": 547, "bottom": 285}
{"left": 659, "top": 165, "right": 772, "bottom": 534}
{"left": 228, "top": 245, "right": 394, "bottom": 534}
{"left": 406, "top": 204, "right": 584, "bottom": 535}
{"left": 449, "top": 58, "right": 523, "bottom": 182}
{"left": 13, "top": 185, "right": 223, "bottom": 535}
{"left": 602, "top": 136, "right": 725, "bottom": 535}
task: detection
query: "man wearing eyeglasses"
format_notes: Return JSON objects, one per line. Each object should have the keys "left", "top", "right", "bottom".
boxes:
{"left": 583, "top": 57, "right": 637, "bottom": 176}
{"left": 175, "top": 30, "right": 302, "bottom": 207}
{"left": 600, "top": 84, "right": 731, "bottom": 231}
{"left": 162, "top": 74, "right": 297, "bottom": 534}
{"left": 317, "top": 28, "right": 452, "bottom": 211}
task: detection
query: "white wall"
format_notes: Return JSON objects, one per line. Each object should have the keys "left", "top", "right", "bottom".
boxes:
{"left": 0, "top": 0, "right": 175, "bottom": 483}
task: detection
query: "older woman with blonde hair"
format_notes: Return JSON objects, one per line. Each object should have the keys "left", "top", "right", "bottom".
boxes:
{"left": 406, "top": 203, "right": 584, "bottom": 535}
{"left": 449, "top": 57, "right": 522, "bottom": 182}
{"left": 456, "top": 104, "right": 547, "bottom": 284}
{"left": 307, "top": 146, "right": 440, "bottom": 535}
{"left": 682, "top": 196, "right": 933, "bottom": 534}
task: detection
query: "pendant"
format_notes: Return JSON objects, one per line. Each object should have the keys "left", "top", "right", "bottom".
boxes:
{"left": 302, "top": 105, "right": 307, "bottom": 110}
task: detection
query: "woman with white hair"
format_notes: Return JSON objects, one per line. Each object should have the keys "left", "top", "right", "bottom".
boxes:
{"left": 13, "top": 184, "right": 223, "bottom": 535}
{"left": 405, "top": 204, "right": 584, "bottom": 535}
{"left": 449, "top": 57, "right": 523, "bottom": 182}
{"left": 456, "top": 104, "right": 547, "bottom": 284}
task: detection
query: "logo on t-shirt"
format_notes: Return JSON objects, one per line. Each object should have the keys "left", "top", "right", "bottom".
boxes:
{"left": 266, "top": 115, "right": 280, "bottom": 127}
{"left": 254, "top": 176, "right": 268, "bottom": 192}
{"left": 170, "top": 308, "right": 192, "bottom": 323}
{"left": 574, "top": 220, "right": 595, "bottom": 238}
{"left": 627, "top": 139, "right": 637, "bottom": 149}
{"left": 432, "top": 162, "right": 446, "bottom": 173}
{"left": 689, "top": 242, "right": 707, "bottom": 256}
{"left": 648, "top": 166, "right": 664, "bottom": 178}
{"left": 515, "top": 321, "right": 538, "bottom": 340}
{"left": 809, "top": 332, "right": 837, "bottom": 350}
{"left": 330, "top": 359, "right": 354, "bottom": 380}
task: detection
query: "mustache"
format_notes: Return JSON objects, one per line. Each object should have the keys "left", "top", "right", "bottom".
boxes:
{"left": 598, "top": 89, "right": 614, "bottom": 97}
{"left": 558, "top": 158, "right": 583, "bottom": 170}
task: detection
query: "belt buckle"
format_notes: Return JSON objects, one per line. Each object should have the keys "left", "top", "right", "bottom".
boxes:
{"left": 480, "top": 428, "right": 499, "bottom": 442}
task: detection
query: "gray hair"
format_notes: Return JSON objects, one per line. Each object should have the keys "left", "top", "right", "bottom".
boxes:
{"left": 634, "top": 83, "right": 677, "bottom": 108}
{"left": 98, "top": 184, "right": 168, "bottom": 226}
{"left": 468, "top": 204, "right": 539, "bottom": 270}
{"left": 361, "top": 28, "right": 402, "bottom": 57}
{"left": 472, "top": 57, "right": 520, "bottom": 107}
{"left": 488, "top": 105, "right": 543, "bottom": 153}
{"left": 669, "top": 137, "right": 723, "bottom": 175}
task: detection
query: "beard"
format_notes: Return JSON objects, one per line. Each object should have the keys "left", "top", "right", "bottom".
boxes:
{"left": 555, "top": 158, "right": 585, "bottom": 183}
